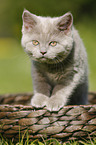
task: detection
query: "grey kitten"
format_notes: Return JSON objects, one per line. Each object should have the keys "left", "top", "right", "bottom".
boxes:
{"left": 21, "top": 10, "right": 88, "bottom": 111}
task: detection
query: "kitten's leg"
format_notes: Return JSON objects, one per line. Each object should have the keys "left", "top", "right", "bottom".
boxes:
{"left": 46, "top": 84, "right": 69, "bottom": 111}
{"left": 31, "top": 65, "right": 51, "bottom": 108}
{"left": 46, "top": 72, "right": 88, "bottom": 111}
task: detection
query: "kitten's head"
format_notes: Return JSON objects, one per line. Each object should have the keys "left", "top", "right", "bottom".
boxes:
{"left": 21, "top": 10, "right": 73, "bottom": 64}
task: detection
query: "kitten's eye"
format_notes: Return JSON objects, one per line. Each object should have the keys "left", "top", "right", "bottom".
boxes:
{"left": 49, "top": 41, "right": 57, "bottom": 47}
{"left": 32, "top": 40, "right": 39, "bottom": 46}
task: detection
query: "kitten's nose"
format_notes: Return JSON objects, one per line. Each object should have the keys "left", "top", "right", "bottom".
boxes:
{"left": 40, "top": 51, "right": 47, "bottom": 55}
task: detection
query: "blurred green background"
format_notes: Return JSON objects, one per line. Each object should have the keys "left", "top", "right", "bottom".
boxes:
{"left": 0, "top": 0, "right": 96, "bottom": 94}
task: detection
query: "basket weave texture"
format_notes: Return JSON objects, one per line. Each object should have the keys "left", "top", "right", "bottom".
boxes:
{"left": 0, "top": 92, "right": 96, "bottom": 141}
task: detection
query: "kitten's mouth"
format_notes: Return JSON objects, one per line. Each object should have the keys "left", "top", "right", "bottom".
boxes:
{"left": 38, "top": 56, "right": 57, "bottom": 64}
{"left": 39, "top": 56, "right": 47, "bottom": 61}
{"left": 31, "top": 53, "right": 65, "bottom": 64}
{"left": 36, "top": 55, "right": 62, "bottom": 64}
{"left": 36, "top": 56, "right": 53, "bottom": 63}
{"left": 41, "top": 57, "right": 46, "bottom": 60}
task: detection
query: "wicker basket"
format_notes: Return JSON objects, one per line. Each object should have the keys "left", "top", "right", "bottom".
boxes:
{"left": 0, "top": 92, "right": 96, "bottom": 142}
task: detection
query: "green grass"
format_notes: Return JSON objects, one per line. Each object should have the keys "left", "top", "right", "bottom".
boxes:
{"left": 1, "top": 137, "right": 96, "bottom": 145}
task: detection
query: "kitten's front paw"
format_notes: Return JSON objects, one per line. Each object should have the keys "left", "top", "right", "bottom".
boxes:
{"left": 46, "top": 97, "right": 64, "bottom": 111}
{"left": 31, "top": 93, "right": 48, "bottom": 108}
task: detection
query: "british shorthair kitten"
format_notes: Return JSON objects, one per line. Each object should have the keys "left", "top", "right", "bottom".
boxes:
{"left": 21, "top": 10, "right": 88, "bottom": 111}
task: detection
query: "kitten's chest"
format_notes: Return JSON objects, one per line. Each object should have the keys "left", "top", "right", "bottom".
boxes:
{"left": 36, "top": 61, "right": 74, "bottom": 85}
{"left": 43, "top": 67, "right": 71, "bottom": 86}
{"left": 37, "top": 63, "right": 63, "bottom": 85}
{"left": 45, "top": 71, "right": 61, "bottom": 85}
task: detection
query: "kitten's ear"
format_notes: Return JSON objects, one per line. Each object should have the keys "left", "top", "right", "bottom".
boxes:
{"left": 57, "top": 12, "right": 73, "bottom": 32}
{"left": 22, "top": 10, "right": 37, "bottom": 31}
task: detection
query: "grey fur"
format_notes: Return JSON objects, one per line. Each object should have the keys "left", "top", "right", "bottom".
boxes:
{"left": 21, "top": 10, "right": 88, "bottom": 111}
